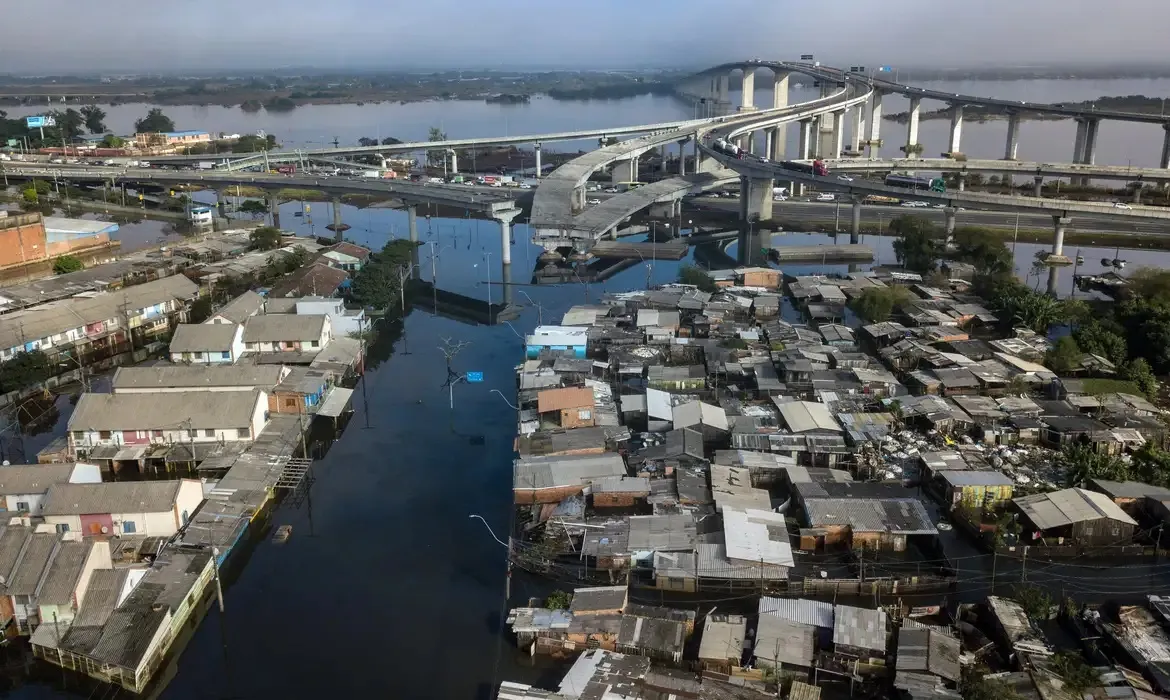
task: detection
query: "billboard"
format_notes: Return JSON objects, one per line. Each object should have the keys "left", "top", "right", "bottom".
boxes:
{"left": 25, "top": 115, "right": 56, "bottom": 129}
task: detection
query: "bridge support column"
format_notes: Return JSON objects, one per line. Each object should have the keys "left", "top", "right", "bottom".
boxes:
{"left": 743, "top": 176, "right": 774, "bottom": 222}
{"left": 943, "top": 207, "right": 957, "bottom": 245}
{"left": 717, "top": 75, "right": 729, "bottom": 106}
{"left": 768, "top": 126, "right": 785, "bottom": 162}
{"left": 771, "top": 71, "right": 789, "bottom": 162}
{"left": 1072, "top": 117, "right": 1088, "bottom": 170}
{"left": 407, "top": 205, "right": 420, "bottom": 279}
{"left": 957, "top": 173, "right": 966, "bottom": 193}
{"left": 449, "top": 150, "right": 458, "bottom": 175}
{"left": 904, "top": 97, "right": 921, "bottom": 158}
{"left": 659, "top": 145, "right": 669, "bottom": 172}
{"left": 1161, "top": 124, "right": 1170, "bottom": 170}
{"left": 774, "top": 72, "right": 789, "bottom": 108}
{"left": 611, "top": 158, "right": 634, "bottom": 185}
{"left": 1134, "top": 186, "right": 1143, "bottom": 205}
{"left": 868, "top": 92, "right": 883, "bottom": 158}
{"left": 693, "top": 138, "right": 702, "bottom": 173}
{"left": 1080, "top": 118, "right": 1099, "bottom": 185}
{"left": 798, "top": 119, "right": 812, "bottom": 160}
{"left": 678, "top": 139, "right": 689, "bottom": 175}
{"left": 830, "top": 110, "right": 845, "bottom": 160}
{"left": 494, "top": 209, "right": 520, "bottom": 266}
{"left": 1033, "top": 176, "right": 1044, "bottom": 197}
{"left": 851, "top": 105, "right": 866, "bottom": 153}
{"left": 332, "top": 196, "right": 344, "bottom": 241}
{"left": 534, "top": 142, "right": 542, "bottom": 179}
{"left": 1004, "top": 112, "right": 1021, "bottom": 160}
{"left": 851, "top": 198, "right": 862, "bottom": 244}
{"left": 740, "top": 70, "right": 755, "bottom": 110}
{"left": 268, "top": 195, "right": 280, "bottom": 229}
{"left": 1047, "top": 216, "right": 1071, "bottom": 295}
{"left": 947, "top": 104, "right": 964, "bottom": 156}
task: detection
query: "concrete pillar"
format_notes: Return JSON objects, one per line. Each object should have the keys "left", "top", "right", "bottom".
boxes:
{"left": 1004, "top": 112, "right": 1020, "bottom": 160}
{"left": 1072, "top": 118, "right": 1088, "bottom": 165}
{"left": 495, "top": 211, "right": 520, "bottom": 266}
{"left": 771, "top": 72, "right": 789, "bottom": 162}
{"left": 449, "top": 150, "right": 458, "bottom": 174}
{"left": 693, "top": 138, "right": 702, "bottom": 173}
{"left": 743, "top": 176, "right": 774, "bottom": 222}
{"left": 764, "top": 130, "right": 774, "bottom": 161}
{"left": 717, "top": 75, "right": 729, "bottom": 104}
{"left": 1052, "top": 216, "right": 1069, "bottom": 257}
{"left": 851, "top": 198, "right": 862, "bottom": 243}
{"left": 831, "top": 111, "right": 845, "bottom": 160}
{"left": 1033, "top": 176, "right": 1044, "bottom": 197}
{"left": 868, "top": 92, "right": 883, "bottom": 157}
{"left": 268, "top": 195, "right": 280, "bottom": 229}
{"left": 774, "top": 72, "right": 789, "bottom": 109}
{"left": 740, "top": 70, "right": 755, "bottom": 110}
{"left": 332, "top": 196, "right": 343, "bottom": 241}
{"left": 957, "top": 173, "right": 966, "bottom": 192}
{"left": 611, "top": 159, "right": 634, "bottom": 184}
{"left": 1080, "top": 118, "right": 1099, "bottom": 185}
{"left": 631, "top": 156, "right": 639, "bottom": 182}
{"left": 678, "top": 139, "right": 688, "bottom": 175}
{"left": 851, "top": 105, "right": 866, "bottom": 153}
{"left": 1134, "top": 186, "right": 1143, "bottom": 204}
{"left": 659, "top": 145, "right": 669, "bottom": 173}
{"left": 810, "top": 122, "right": 822, "bottom": 160}
{"left": 905, "top": 97, "right": 921, "bottom": 158}
{"left": 944, "top": 207, "right": 957, "bottom": 244}
{"left": 534, "top": 142, "right": 542, "bottom": 179}
{"left": 1161, "top": 125, "right": 1170, "bottom": 169}
{"left": 798, "top": 119, "right": 812, "bottom": 160}
{"left": 769, "top": 126, "right": 785, "bottom": 162}
{"left": 948, "top": 104, "right": 964, "bottom": 155}
{"left": 407, "top": 204, "right": 419, "bottom": 279}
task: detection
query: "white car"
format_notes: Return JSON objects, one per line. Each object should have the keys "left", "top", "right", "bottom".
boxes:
{"left": 901, "top": 201, "right": 929, "bottom": 208}
{"left": 1113, "top": 202, "right": 1133, "bottom": 209}
{"left": 519, "top": 183, "right": 532, "bottom": 189}
{"left": 837, "top": 175, "right": 854, "bottom": 182}
{"left": 772, "top": 195, "right": 788, "bottom": 202}
{"left": 932, "top": 203, "right": 947, "bottom": 209}
{"left": 603, "top": 187, "right": 619, "bottom": 193}
{"left": 815, "top": 193, "right": 836, "bottom": 202}
{"left": 587, "top": 198, "right": 601, "bottom": 205}
{"left": 756, "top": 156, "right": 769, "bottom": 163}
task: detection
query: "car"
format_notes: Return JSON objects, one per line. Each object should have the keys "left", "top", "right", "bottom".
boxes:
{"left": 900, "top": 201, "right": 918, "bottom": 208}
{"left": 519, "top": 183, "right": 532, "bottom": 189}
{"left": 756, "top": 156, "right": 769, "bottom": 163}
{"left": 603, "top": 187, "right": 619, "bottom": 193}
{"left": 587, "top": 198, "right": 601, "bottom": 205}
{"left": 933, "top": 203, "right": 947, "bottom": 209}
{"left": 837, "top": 175, "right": 854, "bottom": 182}
{"left": 586, "top": 184, "right": 600, "bottom": 192}
{"left": 1113, "top": 202, "right": 1133, "bottom": 209}
{"left": 815, "top": 193, "right": 836, "bottom": 202}
{"left": 772, "top": 195, "right": 788, "bottom": 202}
{"left": 49, "top": 158, "right": 64, "bottom": 164}
{"left": 911, "top": 201, "right": 929, "bottom": 207}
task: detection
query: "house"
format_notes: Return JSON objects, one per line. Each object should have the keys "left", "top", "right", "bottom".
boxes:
{"left": 591, "top": 477, "right": 651, "bottom": 508}
{"left": 266, "top": 296, "right": 366, "bottom": 337}
{"left": 671, "top": 401, "right": 729, "bottom": 439}
{"left": 0, "top": 463, "right": 102, "bottom": 515}
{"left": 833, "top": 604, "right": 889, "bottom": 659}
{"left": 1013, "top": 487, "right": 1138, "bottom": 546}
{"left": 1089, "top": 479, "right": 1170, "bottom": 517}
{"left": 647, "top": 365, "right": 705, "bottom": 391}
{"left": 7, "top": 532, "right": 61, "bottom": 633}
{"left": 111, "top": 364, "right": 288, "bottom": 394}
{"left": 754, "top": 598, "right": 831, "bottom": 671}
{"left": 321, "top": 242, "right": 372, "bottom": 272}
{"left": 738, "top": 266, "right": 782, "bottom": 288}
{"left": 1040, "top": 415, "right": 1117, "bottom": 453}
{"left": 242, "top": 314, "right": 331, "bottom": 354}
{"left": 0, "top": 275, "right": 198, "bottom": 363}
{"left": 67, "top": 389, "right": 270, "bottom": 458}
{"left": 934, "top": 470, "right": 1015, "bottom": 510}
{"left": 513, "top": 453, "right": 627, "bottom": 504}
{"left": 169, "top": 323, "right": 245, "bottom": 364}
{"left": 617, "top": 608, "right": 687, "bottom": 663}
{"left": 795, "top": 482, "right": 938, "bottom": 552}
{"left": 536, "top": 387, "right": 596, "bottom": 429}
{"left": 894, "top": 623, "right": 961, "bottom": 697}
{"left": 206, "top": 290, "right": 264, "bottom": 325}
{"left": 134, "top": 130, "right": 211, "bottom": 148}
{"left": 525, "top": 326, "right": 589, "bottom": 359}
{"left": 570, "top": 586, "right": 628, "bottom": 616}
{"left": 269, "top": 367, "right": 330, "bottom": 414}
{"left": 698, "top": 614, "right": 747, "bottom": 673}
{"left": 267, "top": 262, "right": 350, "bottom": 298}
{"left": 0, "top": 525, "right": 31, "bottom": 626}
{"left": 34, "top": 538, "right": 113, "bottom": 634}
{"left": 41, "top": 479, "right": 204, "bottom": 537}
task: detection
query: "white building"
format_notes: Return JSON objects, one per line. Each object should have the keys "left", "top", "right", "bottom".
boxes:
{"left": 266, "top": 296, "right": 365, "bottom": 337}
{"left": 206, "top": 290, "right": 264, "bottom": 325}
{"left": 0, "top": 462, "right": 102, "bottom": 515}
{"left": 66, "top": 389, "right": 269, "bottom": 457}
{"left": 169, "top": 323, "right": 245, "bottom": 364}
{"left": 242, "top": 314, "right": 331, "bottom": 353}
{"left": 31, "top": 539, "right": 114, "bottom": 640}
{"left": 188, "top": 206, "right": 213, "bottom": 227}
{"left": 41, "top": 479, "right": 205, "bottom": 537}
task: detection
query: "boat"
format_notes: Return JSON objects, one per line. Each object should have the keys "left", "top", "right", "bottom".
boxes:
{"left": 272, "top": 525, "right": 292, "bottom": 543}
{"left": 1076, "top": 255, "right": 1084, "bottom": 265}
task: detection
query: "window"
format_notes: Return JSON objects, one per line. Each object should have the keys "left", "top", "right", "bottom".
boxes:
{"left": 182, "top": 352, "right": 192, "bottom": 361}
{"left": 152, "top": 430, "right": 163, "bottom": 438}
{"left": 15, "top": 501, "right": 29, "bottom": 512}
{"left": 188, "top": 429, "right": 198, "bottom": 439}
{"left": 221, "top": 351, "right": 231, "bottom": 359}
{"left": 55, "top": 524, "right": 69, "bottom": 534}
{"left": 203, "top": 429, "right": 215, "bottom": 438}
{"left": 578, "top": 409, "right": 592, "bottom": 421}
{"left": 72, "top": 431, "right": 85, "bottom": 442}
{"left": 237, "top": 428, "right": 250, "bottom": 439}
{"left": 309, "top": 341, "right": 319, "bottom": 348}
{"left": 122, "top": 521, "right": 136, "bottom": 534}
{"left": 99, "top": 431, "right": 111, "bottom": 440}
{"left": 285, "top": 398, "right": 298, "bottom": 408}
{"left": 1083, "top": 526, "right": 1094, "bottom": 536}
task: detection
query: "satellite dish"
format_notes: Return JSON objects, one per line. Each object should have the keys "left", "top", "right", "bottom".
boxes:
{"left": 101, "top": 526, "right": 109, "bottom": 534}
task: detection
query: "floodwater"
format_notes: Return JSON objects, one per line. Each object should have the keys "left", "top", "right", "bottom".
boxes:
{"left": 8, "top": 78, "right": 1170, "bottom": 697}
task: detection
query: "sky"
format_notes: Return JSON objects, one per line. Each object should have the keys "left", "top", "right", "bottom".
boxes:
{"left": 2, "top": 0, "right": 1169, "bottom": 74}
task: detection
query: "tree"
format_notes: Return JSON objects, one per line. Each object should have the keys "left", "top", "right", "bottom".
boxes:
{"left": 1073, "top": 319, "right": 1127, "bottom": 366}
{"left": 52, "top": 255, "right": 84, "bottom": 275}
{"left": 1120, "top": 357, "right": 1158, "bottom": 397}
{"left": 79, "top": 105, "right": 107, "bottom": 134}
{"left": 249, "top": 226, "right": 283, "bottom": 251}
{"left": 347, "top": 240, "right": 422, "bottom": 312}
{"left": 1062, "top": 298, "right": 1092, "bottom": 326}
{"left": 427, "top": 126, "right": 448, "bottom": 166}
{"left": 49, "top": 108, "right": 84, "bottom": 141}
{"left": 849, "top": 286, "right": 912, "bottom": 324}
{"left": 1013, "top": 584, "right": 1054, "bottom": 621}
{"left": 100, "top": 134, "right": 125, "bottom": 148}
{"left": 1130, "top": 443, "right": 1170, "bottom": 488}
{"left": 238, "top": 199, "right": 269, "bottom": 218}
{"left": 890, "top": 215, "right": 939, "bottom": 273}
{"left": 231, "top": 133, "right": 277, "bottom": 153}
{"left": 545, "top": 590, "right": 572, "bottom": 610}
{"left": 677, "top": 264, "right": 716, "bottom": 293}
{"left": 1127, "top": 266, "right": 1170, "bottom": 303}
{"left": 188, "top": 296, "right": 214, "bottom": 324}
{"left": 961, "top": 668, "right": 1022, "bottom": 700}
{"left": 358, "top": 137, "right": 379, "bottom": 147}
{"left": 22, "top": 188, "right": 38, "bottom": 205}
{"left": 1045, "top": 335, "right": 1083, "bottom": 374}
{"left": 381, "top": 137, "right": 402, "bottom": 145}
{"left": 951, "top": 226, "right": 1012, "bottom": 277}
{"left": 0, "top": 351, "right": 53, "bottom": 393}
{"left": 1047, "top": 651, "right": 1100, "bottom": 695}
{"left": 134, "top": 108, "right": 175, "bottom": 133}
{"left": 1059, "top": 443, "right": 1129, "bottom": 487}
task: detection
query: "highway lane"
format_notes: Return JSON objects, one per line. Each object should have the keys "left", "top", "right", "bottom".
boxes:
{"left": 690, "top": 198, "right": 1170, "bottom": 236}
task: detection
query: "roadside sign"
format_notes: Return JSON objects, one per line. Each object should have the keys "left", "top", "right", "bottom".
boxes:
{"left": 465, "top": 371, "right": 484, "bottom": 383}
{"left": 25, "top": 115, "right": 55, "bottom": 128}
{"left": 800, "top": 54, "right": 814, "bottom": 61}
{"left": 879, "top": 66, "right": 893, "bottom": 72}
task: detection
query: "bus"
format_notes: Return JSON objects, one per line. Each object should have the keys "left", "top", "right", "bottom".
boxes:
{"left": 885, "top": 174, "right": 946, "bottom": 193}
{"left": 615, "top": 181, "right": 647, "bottom": 193}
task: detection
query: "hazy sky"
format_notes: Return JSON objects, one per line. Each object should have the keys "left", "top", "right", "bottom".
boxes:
{"left": 3, "top": 0, "right": 1168, "bottom": 73}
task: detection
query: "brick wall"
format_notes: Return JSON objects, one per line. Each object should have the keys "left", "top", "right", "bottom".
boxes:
{"left": 0, "top": 214, "right": 47, "bottom": 268}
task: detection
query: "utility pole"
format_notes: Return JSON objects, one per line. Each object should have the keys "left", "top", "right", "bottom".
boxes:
{"left": 438, "top": 337, "right": 471, "bottom": 410}
{"left": 1020, "top": 545, "right": 1028, "bottom": 583}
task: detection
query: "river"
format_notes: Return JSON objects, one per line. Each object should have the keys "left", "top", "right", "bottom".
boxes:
{"left": 7, "top": 78, "right": 1170, "bottom": 698}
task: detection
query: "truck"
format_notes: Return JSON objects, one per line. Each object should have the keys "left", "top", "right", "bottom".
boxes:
{"left": 197, "top": 161, "right": 216, "bottom": 170}
{"left": 360, "top": 170, "right": 381, "bottom": 178}
{"left": 885, "top": 173, "right": 946, "bottom": 193}
{"left": 712, "top": 138, "right": 744, "bottom": 159}
{"left": 778, "top": 159, "right": 830, "bottom": 176}
{"left": 276, "top": 164, "right": 297, "bottom": 175}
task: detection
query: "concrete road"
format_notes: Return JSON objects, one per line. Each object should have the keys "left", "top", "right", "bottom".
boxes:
{"left": 690, "top": 197, "right": 1170, "bottom": 236}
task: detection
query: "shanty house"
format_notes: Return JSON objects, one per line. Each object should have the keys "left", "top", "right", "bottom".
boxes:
{"left": 934, "top": 470, "right": 1015, "bottom": 510}
{"left": 513, "top": 453, "right": 626, "bottom": 504}
{"left": 698, "top": 614, "right": 747, "bottom": 673}
{"left": 34, "top": 538, "right": 113, "bottom": 634}
{"left": 1013, "top": 488, "right": 1138, "bottom": 547}
{"left": 41, "top": 479, "right": 204, "bottom": 537}
{"left": 536, "top": 387, "right": 596, "bottom": 429}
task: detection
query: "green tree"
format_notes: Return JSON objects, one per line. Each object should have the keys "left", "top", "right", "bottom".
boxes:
{"left": 1130, "top": 443, "right": 1170, "bottom": 488}
{"left": 134, "top": 108, "right": 175, "bottom": 133}
{"left": 0, "top": 351, "right": 53, "bottom": 393}
{"left": 1013, "top": 584, "right": 1054, "bottom": 621}
{"left": 238, "top": 199, "right": 269, "bottom": 218}
{"left": 426, "top": 126, "right": 448, "bottom": 166}
{"left": 890, "top": 215, "right": 939, "bottom": 273}
{"left": 79, "top": 105, "right": 107, "bottom": 134}
{"left": 951, "top": 226, "right": 1013, "bottom": 277}
{"left": 1059, "top": 443, "right": 1129, "bottom": 487}
{"left": 1073, "top": 319, "right": 1128, "bottom": 366}
{"left": 30, "top": 180, "right": 52, "bottom": 196}
{"left": 849, "top": 286, "right": 912, "bottom": 324}
{"left": 545, "top": 590, "right": 572, "bottom": 610}
{"left": 1047, "top": 651, "right": 1100, "bottom": 695}
{"left": 100, "top": 134, "right": 125, "bottom": 148}
{"left": 188, "top": 296, "right": 214, "bottom": 324}
{"left": 1045, "top": 335, "right": 1083, "bottom": 374}
{"left": 249, "top": 226, "right": 283, "bottom": 251}
{"left": 22, "top": 188, "right": 38, "bottom": 204}
{"left": 49, "top": 108, "right": 84, "bottom": 141}
{"left": 381, "top": 136, "right": 402, "bottom": 145}
{"left": 358, "top": 137, "right": 379, "bottom": 147}
{"left": 347, "top": 240, "right": 421, "bottom": 312}
{"left": 1062, "top": 298, "right": 1092, "bottom": 326}
{"left": 1120, "top": 357, "right": 1158, "bottom": 397}
{"left": 52, "top": 255, "right": 84, "bottom": 275}
{"left": 677, "top": 264, "right": 716, "bottom": 293}
{"left": 961, "top": 668, "right": 1022, "bottom": 700}
{"left": 1127, "top": 266, "right": 1170, "bottom": 303}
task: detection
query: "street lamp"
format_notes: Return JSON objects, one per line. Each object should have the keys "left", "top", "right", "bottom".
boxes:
{"left": 468, "top": 514, "right": 509, "bottom": 547}
{"left": 490, "top": 389, "right": 520, "bottom": 411}
{"left": 517, "top": 290, "right": 545, "bottom": 325}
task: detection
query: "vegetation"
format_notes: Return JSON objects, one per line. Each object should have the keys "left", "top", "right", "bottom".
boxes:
{"left": 52, "top": 255, "right": 84, "bottom": 275}
{"left": 1059, "top": 443, "right": 1129, "bottom": 486}
{"left": 249, "top": 226, "right": 283, "bottom": 251}
{"left": 890, "top": 215, "right": 939, "bottom": 272}
{"left": 264, "top": 97, "right": 297, "bottom": 112}
{"left": 79, "top": 105, "right": 106, "bottom": 134}
{"left": 347, "top": 240, "right": 420, "bottom": 314}
{"left": 951, "top": 226, "right": 1013, "bottom": 276}
{"left": 238, "top": 199, "right": 270, "bottom": 218}
{"left": 258, "top": 247, "right": 310, "bottom": 286}
{"left": 849, "top": 286, "right": 913, "bottom": 324}
{"left": 188, "top": 296, "right": 214, "bottom": 324}
{"left": 1044, "top": 336, "right": 1083, "bottom": 374}
{"left": 544, "top": 590, "right": 572, "bottom": 610}
{"left": 677, "top": 264, "right": 717, "bottom": 293}
{"left": 0, "top": 351, "right": 53, "bottom": 394}
{"left": 100, "top": 134, "right": 125, "bottom": 148}
{"left": 134, "top": 107, "right": 175, "bottom": 133}
{"left": 961, "top": 668, "right": 1022, "bottom": 700}
{"left": 48, "top": 108, "right": 84, "bottom": 141}
{"left": 1046, "top": 652, "right": 1100, "bottom": 694}
{"left": 1013, "top": 584, "right": 1054, "bottom": 621}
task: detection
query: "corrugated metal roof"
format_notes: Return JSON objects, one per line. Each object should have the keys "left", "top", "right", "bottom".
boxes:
{"left": 774, "top": 400, "right": 841, "bottom": 433}
{"left": 803, "top": 497, "right": 937, "bottom": 534}
{"left": 169, "top": 323, "right": 239, "bottom": 352}
{"left": 43, "top": 480, "right": 186, "bottom": 516}
{"left": 759, "top": 596, "right": 834, "bottom": 628}
{"left": 513, "top": 453, "right": 626, "bottom": 491}
{"left": 698, "top": 615, "right": 747, "bottom": 662}
{"left": 723, "top": 508, "right": 795, "bottom": 567}
{"left": 112, "top": 364, "right": 284, "bottom": 390}
{"left": 833, "top": 604, "right": 888, "bottom": 653}
{"left": 1015, "top": 487, "right": 1138, "bottom": 530}
{"left": 537, "top": 387, "right": 594, "bottom": 413}
{"left": 68, "top": 390, "right": 263, "bottom": 432}
{"left": 938, "top": 470, "right": 1014, "bottom": 487}
{"left": 8, "top": 533, "right": 57, "bottom": 596}
{"left": 0, "top": 463, "right": 77, "bottom": 496}
{"left": 36, "top": 540, "right": 94, "bottom": 605}
{"left": 755, "top": 614, "right": 816, "bottom": 666}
